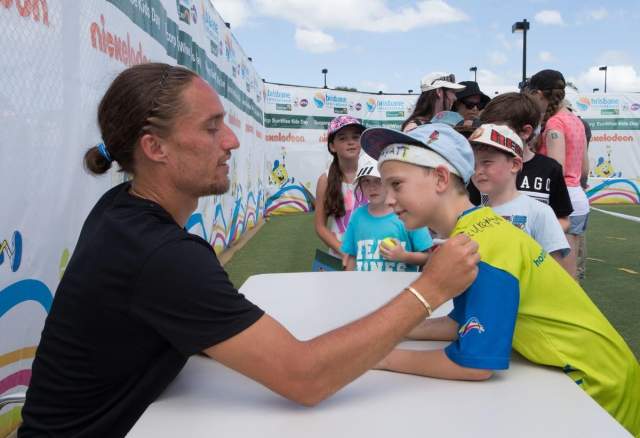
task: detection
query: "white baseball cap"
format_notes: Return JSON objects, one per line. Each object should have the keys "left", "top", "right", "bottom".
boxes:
{"left": 420, "top": 72, "right": 466, "bottom": 93}
{"left": 356, "top": 154, "right": 381, "bottom": 180}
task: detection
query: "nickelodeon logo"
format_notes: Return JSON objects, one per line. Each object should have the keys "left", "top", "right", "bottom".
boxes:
{"left": 313, "top": 92, "right": 326, "bottom": 108}
{"left": 90, "top": 15, "right": 149, "bottom": 67}
{"left": 366, "top": 98, "right": 377, "bottom": 112}
{"left": 2, "top": 0, "right": 49, "bottom": 26}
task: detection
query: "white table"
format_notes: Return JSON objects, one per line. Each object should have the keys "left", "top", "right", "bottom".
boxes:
{"left": 128, "top": 272, "right": 631, "bottom": 437}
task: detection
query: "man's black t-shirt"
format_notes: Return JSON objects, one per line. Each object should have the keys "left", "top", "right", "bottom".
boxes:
{"left": 19, "top": 183, "right": 264, "bottom": 437}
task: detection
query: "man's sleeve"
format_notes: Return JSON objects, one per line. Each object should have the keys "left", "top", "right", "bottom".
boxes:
{"left": 408, "top": 227, "right": 433, "bottom": 252}
{"left": 549, "top": 162, "right": 574, "bottom": 218}
{"left": 340, "top": 209, "right": 359, "bottom": 256}
{"left": 131, "top": 238, "right": 265, "bottom": 357}
{"left": 445, "top": 262, "right": 519, "bottom": 370}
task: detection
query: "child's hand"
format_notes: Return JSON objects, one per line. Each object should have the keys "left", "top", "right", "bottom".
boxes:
{"left": 379, "top": 239, "right": 406, "bottom": 262}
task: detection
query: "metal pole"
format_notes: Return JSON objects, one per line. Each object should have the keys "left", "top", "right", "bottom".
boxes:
{"left": 604, "top": 69, "right": 607, "bottom": 93}
{"left": 474, "top": 70, "right": 477, "bottom": 82}
{"left": 522, "top": 24, "right": 527, "bottom": 86}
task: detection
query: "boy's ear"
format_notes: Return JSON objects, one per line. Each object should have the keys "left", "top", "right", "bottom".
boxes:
{"left": 433, "top": 165, "right": 452, "bottom": 193}
{"left": 520, "top": 124, "right": 534, "bottom": 141}
{"left": 512, "top": 156, "right": 524, "bottom": 173}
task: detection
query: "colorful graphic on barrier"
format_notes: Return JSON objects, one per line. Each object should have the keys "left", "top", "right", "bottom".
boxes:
{"left": 186, "top": 181, "right": 265, "bottom": 253}
{"left": 587, "top": 179, "right": 640, "bottom": 204}
{"left": 0, "top": 230, "right": 53, "bottom": 432}
{"left": 0, "top": 231, "right": 22, "bottom": 273}
{"left": 265, "top": 152, "right": 315, "bottom": 216}
{"left": 592, "top": 146, "right": 623, "bottom": 178}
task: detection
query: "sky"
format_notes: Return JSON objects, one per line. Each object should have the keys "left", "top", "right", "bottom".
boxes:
{"left": 210, "top": 0, "right": 640, "bottom": 96}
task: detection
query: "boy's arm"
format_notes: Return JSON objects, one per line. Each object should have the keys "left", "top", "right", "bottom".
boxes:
{"left": 402, "top": 250, "right": 429, "bottom": 266}
{"left": 376, "top": 348, "right": 493, "bottom": 381}
{"left": 406, "top": 316, "right": 458, "bottom": 340}
{"left": 557, "top": 216, "right": 570, "bottom": 233}
{"left": 345, "top": 256, "right": 356, "bottom": 271}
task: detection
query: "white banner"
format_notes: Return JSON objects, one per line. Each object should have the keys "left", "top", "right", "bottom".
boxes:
{"left": 567, "top": 93, "right": 640, "bottom": 204}
{"left": 0, "top": 1, "right": 265, "bottom": 431}
{"left": 263, "top": 84, "right": 418, "bottom": 215}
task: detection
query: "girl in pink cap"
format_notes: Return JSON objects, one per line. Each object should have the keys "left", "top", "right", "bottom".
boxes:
{"left": 314, "top": 115, "right": 367, "bottom": 264}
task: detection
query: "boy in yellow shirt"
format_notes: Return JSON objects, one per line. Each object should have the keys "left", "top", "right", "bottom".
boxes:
{"left": 362, "top": 122, "right": 640, "bottom": 437}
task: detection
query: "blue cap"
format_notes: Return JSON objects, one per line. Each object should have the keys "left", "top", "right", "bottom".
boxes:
{"left": 430, "top": 111, "right": 464, "bottom": 127}
{"left": 361, "top": 123, "right": 475, "bottom": 184}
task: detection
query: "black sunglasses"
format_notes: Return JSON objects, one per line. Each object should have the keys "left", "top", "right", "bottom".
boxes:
{"left": 460, "top": 99, "right": 486, "bottom": 110}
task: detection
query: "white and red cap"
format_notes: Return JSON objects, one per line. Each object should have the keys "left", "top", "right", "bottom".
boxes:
{"left": 468, "top": 123, "right": 524, "bottom": 158}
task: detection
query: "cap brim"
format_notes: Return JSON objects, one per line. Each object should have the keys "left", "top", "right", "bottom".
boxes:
{"left": 441, "top": 81, "right": 466, "bottom": 90}
{"left": 361, "top": 128, "right": 424, "bottom": 160}
{"left": 420, "top": 81, "right": 466, "bottom": 92}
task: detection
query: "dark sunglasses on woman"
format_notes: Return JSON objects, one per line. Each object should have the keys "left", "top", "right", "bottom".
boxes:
{"left": 460, "top": 99, "right": 486, "bottom": 110}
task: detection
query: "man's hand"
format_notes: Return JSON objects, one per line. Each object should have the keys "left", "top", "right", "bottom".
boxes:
{"left": 411, "top": 234, "right": 480, "bottom": 309}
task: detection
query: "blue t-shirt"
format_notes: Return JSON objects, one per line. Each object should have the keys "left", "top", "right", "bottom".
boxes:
{"left": 340, "top": 205, "right": 432, "bottom": 272}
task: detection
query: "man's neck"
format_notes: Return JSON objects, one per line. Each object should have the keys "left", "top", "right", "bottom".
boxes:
{"left": 486, "top": 185, "right": 520, "bottom": 208}
{"left": 130, "top": 176, "right": 197, "bottom": 227}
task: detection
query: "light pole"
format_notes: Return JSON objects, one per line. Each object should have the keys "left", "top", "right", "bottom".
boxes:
{"left": 321, "top": 68, "right": 328, "bottom": 89}
{"left": 592, "top": 88, "right": 599, "bottom": 93}
{"left": 599, "top": 66, "right": 608, "bottom": 93}
{"left": 469, "top": 66, "right": 478, "bottom": 82}
{"left": 512, "top": 19, "right": 530, "bottom": 87}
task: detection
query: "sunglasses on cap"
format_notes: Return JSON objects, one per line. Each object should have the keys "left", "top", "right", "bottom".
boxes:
{"left": 431, "top": 74, "right": 456, "bottom": 85}
{"left": 460, "top": 99, "right": 486, "bottom": 110}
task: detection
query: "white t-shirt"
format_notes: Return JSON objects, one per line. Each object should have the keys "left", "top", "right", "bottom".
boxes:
{"left": 491, "top": 194, "right": 570, "bottom": 257}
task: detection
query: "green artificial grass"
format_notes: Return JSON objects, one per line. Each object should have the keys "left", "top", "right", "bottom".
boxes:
{"left": 225, "top": 214, "right": 325, "bottom": 288}
{"left": 225, "top": 207, "right": 640, "bottom": 358}
{"left": 580, "top": 207, "right": 640, "bottom": 358}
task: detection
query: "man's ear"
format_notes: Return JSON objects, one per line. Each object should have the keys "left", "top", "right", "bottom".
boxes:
{"left": 139, "top": 133, "right": 168, "bottom": 163}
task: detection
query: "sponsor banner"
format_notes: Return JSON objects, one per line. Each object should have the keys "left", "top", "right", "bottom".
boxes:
{"left": 263, "top": 84, "right": 417, "bottom": 207}
{"left": 567, "top": 93, "right": 640, "bottom": 197}
{"left": 0, "top": 0, "right": 265, "bottom": 417}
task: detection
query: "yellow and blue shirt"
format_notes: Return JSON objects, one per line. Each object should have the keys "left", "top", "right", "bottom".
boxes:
{"left": 446, "top": 207, "right": 640, "bottom": 437}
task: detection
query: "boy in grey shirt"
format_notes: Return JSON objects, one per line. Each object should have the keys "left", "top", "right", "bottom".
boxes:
{"left": 469, "top": 123, "right": 569, "bottom": 261}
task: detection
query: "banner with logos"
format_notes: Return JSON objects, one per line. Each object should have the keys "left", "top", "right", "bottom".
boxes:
{"left": 567, "top": 93, "right": 640, "bottom": 204}
{"left": 263, "top": 84, "right": 418, "bottom": 215}
{"left": 0, "top": 1, "right": 264, "bottom": 433}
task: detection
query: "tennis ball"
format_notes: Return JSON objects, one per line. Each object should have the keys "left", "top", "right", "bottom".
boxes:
{"left": 380, "top": 237, "right": 397, "bottom": 249}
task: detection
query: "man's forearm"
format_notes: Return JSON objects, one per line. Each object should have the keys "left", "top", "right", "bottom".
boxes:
{"left": 298, "top": 286, "right": 440, "bottom": 404}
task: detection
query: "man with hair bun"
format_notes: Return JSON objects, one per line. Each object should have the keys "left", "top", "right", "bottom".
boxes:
{"left": 18, "top": 63, "right": 480, "bottom": 437}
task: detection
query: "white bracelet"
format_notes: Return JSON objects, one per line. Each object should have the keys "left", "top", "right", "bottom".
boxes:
{"left": 405, "top": 286, "right": 433, "bottom": 317}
